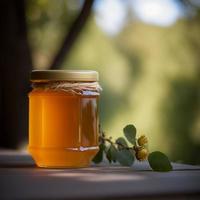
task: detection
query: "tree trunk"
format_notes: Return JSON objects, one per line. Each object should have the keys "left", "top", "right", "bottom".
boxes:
{"left": 0, "top": 0, "right": 32, "bottom": 148}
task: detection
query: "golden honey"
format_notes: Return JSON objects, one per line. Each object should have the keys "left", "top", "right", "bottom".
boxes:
{"left": 28, "top": 70, "right": 101, "bottom": 168}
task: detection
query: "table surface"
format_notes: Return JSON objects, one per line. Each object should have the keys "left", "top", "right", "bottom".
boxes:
{"left": 0, "top": 150, "right": 200, "bottom": 200}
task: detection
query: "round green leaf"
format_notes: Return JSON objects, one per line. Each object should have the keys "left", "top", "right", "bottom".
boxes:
{"left": 116, "top": 149, "right": 134, "bottom": 166}
{"left": 92, "top": 143, "right": 105, "bottom": 164}
{"left": 123, "top": 124, "right": 136, "bottom": 144}
{"left": 110, "top": 144, "right": 117, "bottom": 162}
{"left": 148, "top": 151, "right": 173, "bottom": 172}
{"left": 106, "top": 144, "right": 117, "bottom": 163}
{"left": 116, "top": 137, "right": 128, "bottom": 150}
{"left": 106, "top": 146, "right": 112, "bottom": 163}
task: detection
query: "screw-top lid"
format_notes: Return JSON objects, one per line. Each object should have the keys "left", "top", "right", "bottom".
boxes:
{"left": 31, "top": 70, "right": 99, "bottom": 82}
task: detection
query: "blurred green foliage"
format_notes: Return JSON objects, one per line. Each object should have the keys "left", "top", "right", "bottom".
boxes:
{"left": 26, "top": 0, "right": 200, "bottom": 164}
{"left": 26, "top": 0, "right": 80, "bottom": 68}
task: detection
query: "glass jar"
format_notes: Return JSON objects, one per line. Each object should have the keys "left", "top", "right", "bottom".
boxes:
{"left": 28, "top": 70, "right": 101, "bottom": 168}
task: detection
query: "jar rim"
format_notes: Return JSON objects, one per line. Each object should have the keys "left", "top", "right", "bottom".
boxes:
{"left": 31, "top": 70, "right": 99, "bottom": 82}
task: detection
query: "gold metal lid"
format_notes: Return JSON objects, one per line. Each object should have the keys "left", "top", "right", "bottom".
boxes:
{"left": 31, "top": 70, "right": 99, "bottom": 82}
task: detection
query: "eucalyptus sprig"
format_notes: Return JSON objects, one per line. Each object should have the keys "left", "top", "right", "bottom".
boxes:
{"left": 93, "top": 124, "right": 173, "bottom": 172}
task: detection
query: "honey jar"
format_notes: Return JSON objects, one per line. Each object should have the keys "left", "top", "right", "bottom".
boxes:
{"left": 28, "top": 70, "right": 101, "bottom": 168}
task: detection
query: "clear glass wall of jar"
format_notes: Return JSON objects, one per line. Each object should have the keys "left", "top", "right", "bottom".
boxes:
{"left": 28, "top": 70, "right": 101, "bottom": 168}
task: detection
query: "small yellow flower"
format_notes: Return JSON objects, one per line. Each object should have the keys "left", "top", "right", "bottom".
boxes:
{"left": 136, "top": 147, "right": 149, "bottom": 161}
{"left": 138, "top": 135, "right": 148, "bottom": 146}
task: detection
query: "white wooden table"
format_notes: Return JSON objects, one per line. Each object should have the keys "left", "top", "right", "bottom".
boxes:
{"left": 0, "top": 150, "right": 200, "bottom": 200}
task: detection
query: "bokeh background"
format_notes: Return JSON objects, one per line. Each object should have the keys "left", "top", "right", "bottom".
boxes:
{"left": 1, "top": 0, "right": 200, "bottom": 165}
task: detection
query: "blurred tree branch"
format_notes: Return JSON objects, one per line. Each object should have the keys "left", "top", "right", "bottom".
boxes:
{"left": 49, "top": 0, "right": 94, "bottom": 69}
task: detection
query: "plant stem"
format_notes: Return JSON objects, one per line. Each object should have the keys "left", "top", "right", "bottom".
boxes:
{"left": 100, "top": 135, "right": 133, "bottom": 150}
